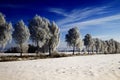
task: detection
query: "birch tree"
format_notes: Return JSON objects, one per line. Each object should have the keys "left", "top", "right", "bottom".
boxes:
{"left": 13, "top": 20, "right": 30, "bottom": 56}
{"left": 65, "top": 27, "right": 81, "bottom": 55}
{"left": 83, "top": 34, "right": 93, "bottom": 54}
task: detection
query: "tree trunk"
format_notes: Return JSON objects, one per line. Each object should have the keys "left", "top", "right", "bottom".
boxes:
{"left": 87, "top": 46, "right": 89, "bottom": 54}
{"left": 73, "top": 43, "right": 75, "bottom": 55}
{"left": 92, "top": 46, "right": 94, "bottom": 54}
{"left": 85, "top": 46, "right": 87, "bottom": 54}
{"left": 49, "top": 44, "right": 51, "bottom": 56}
{"left": 42, "top": 46, "right": 45, "bottom": 53}
{"left": 20, "top": 44, "right": 23, "bottom": 57}
{"left": 79, "top": 48, "right": 81, "bottom": 54}
{"left": 36, "top": 41, "right": 39, "bottom": 56}
{"left": 96, "top": 46, "right": 97, "bottom": 54}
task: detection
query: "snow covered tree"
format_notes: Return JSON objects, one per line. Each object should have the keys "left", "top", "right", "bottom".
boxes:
{"left": 29, "top": 15, "right": 60, "bottom": 55}
{"left": 102, "top": 41, "right": 108, "bottom": 54}
{"left": 76, "top": 39, "right": 83, "bottom": 53}
{"left": 13, "top": 20, "right": 30, "bottom": 56}
{"left": 110, "top": 39, "right": 116, "bottom": 53}
{"left": 0, "top": 12, "right": 13, "bottom": 50}
{"left": 94, "top": 38, "right": 102, "bottom": 53}
{"left": 114, "top": 40, "right": 120, "bottom": 53}
{"left": 83, "top": 34, "right": 93, "bottom": 54}
{"left": 90, "top": 38, "right": 96, "bottom": 53}
{"left": 29, "top": 15, "right": 50, "bottom": 55}
{"left": 94, "top": 39, "right": 120, "bottom": 54}
{"left": 91, "top": 38, "right": 107, "bottom": 54}
{"left": 40, "top": 21, "right": 60, "bottom": 56}
{"left": 65, "top": 27, "right": 81, "bottom": 55}
{"left": 106, "top": 39, "right": 116, "bottom": 54}
{"left": 48, "top": 21, "right": 60, "bottom": 55}
{"left": 100, "top": 40, "right": 106, "bottom": 53}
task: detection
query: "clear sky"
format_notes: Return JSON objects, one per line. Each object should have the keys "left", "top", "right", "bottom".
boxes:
{"left": 0, "top": 0, "right": 120, "bottom": 49}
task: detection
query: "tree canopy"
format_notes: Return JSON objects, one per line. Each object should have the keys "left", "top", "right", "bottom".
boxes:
{"left": 0, "top": 13, "right": 13, "bottom": 48}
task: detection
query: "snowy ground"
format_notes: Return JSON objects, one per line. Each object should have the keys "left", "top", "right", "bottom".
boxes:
{"left": 0, "top": 54, "right": 120, "bottom": 80}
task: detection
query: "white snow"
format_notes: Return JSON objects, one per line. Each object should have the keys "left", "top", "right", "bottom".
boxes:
{"left": 0, "top": 54, "right": 120, "bottom": 80}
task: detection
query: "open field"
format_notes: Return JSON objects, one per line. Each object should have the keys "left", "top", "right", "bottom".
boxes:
{"left": 0, "top": 54, "right": 120, "bottom": 80}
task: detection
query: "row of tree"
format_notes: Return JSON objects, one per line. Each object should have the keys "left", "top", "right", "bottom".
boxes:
{"left": 84, "top": 34, "right": 120, "bottom": 54}
{"left": 0, "top": 12, "right": 120, "bottom": 56}
{"left": 65, "top": 27, "right": 120, "bottom": 55}
{"left": 0, "top": 12, "right": 60, "bottom": 56}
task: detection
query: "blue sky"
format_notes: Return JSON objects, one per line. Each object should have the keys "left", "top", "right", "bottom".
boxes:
{"left": 0, "top": 0, "right": 120, "bottom": 49}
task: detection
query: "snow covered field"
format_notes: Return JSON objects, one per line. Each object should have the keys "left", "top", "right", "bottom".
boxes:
{"left": 0, "top": 54, "right": 120, "bottom": 80}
